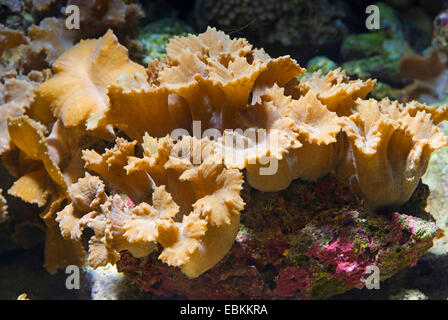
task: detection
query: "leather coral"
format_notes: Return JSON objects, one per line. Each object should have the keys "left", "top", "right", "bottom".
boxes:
{"left": 0, "top": 67, "right": 52, "bottom": 156}
{"left": 3, "top": 26, "right": 448, "bottom": 278}
{"left": 39, "top": 29, "right": 146, "bottom": 132}
{"left": 243, "top": 84, "right": 343, "bottom": 191}
{"left": 87, "top": 27, "right": 309, "bottom": 192}
{"left": 7, "top": 116, "right": 67, "bottom": 207}
{"left": 299, "top": 68, "right": 376, "bottom": 116}
{"left": 336, "top": 98, "right": 448, "bottom": 210}
{"left": 82, "top": 135, "right": 245, "bottom": 278}
{"left": 158, "top": 27, "right": 305, "bottom": 131}
{"left": 399, "top": 49, "right": 448, "bottom": 103}
{"left": 6, "top": 116, "right": 91, "bottom": 273}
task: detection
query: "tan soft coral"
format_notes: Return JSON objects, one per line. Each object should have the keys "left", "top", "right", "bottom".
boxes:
{"left": 82, "top": 137, "right": 153, "bottom": 202}
{"left": 158, "top": 27, "right": 305, "bottom": 131}
{"left": 4, "top": 26, "right": 448, "bottom": 278}
{"left": 88, "top": 28, "right": 306, "bottom": 192}
{"left": 18, "top": 18, "right": 79, "bottom": 71}
{"left": 159, "top": 29, "right": 311, "bottom": 192}
{"left": 336, "top": 98, "right": 448, "bottom": 210}
{"left": 0, "top": 61, "right": 51, "bottom": 156}
{"left": 84, "top": 135, "right": 245, "bottom": 277}
{"left": 217, "top": 83, "right": 342, "bottom": 192}
{"left": 0, "top": 24, "right": 28, "bottom": 56}
{"left": 121, "top": 186, "right": 209, "bottom": 272}
{"left": 8, "top": 115, "right": 93, "bottom": 190}
{"left": 132, "top": 136, "right": 244, "bottom": 277}
{"left": 7, "top": 116, "right": 66, "bottom": 207}
{"left": 0, "top": 78, "right": 40, "bottom": 154}
{"left": 217, "top": 92, "right": 301, "bottom": 192}
{"left": 88, "top": 73, "right": 189, "bottom": 141}
{"left": 86, "top": 193, "right": 158, "bottom": 268}
{"left": 43, "top": 213, "right": 87, "bottom": 274}
{"left": 39, "top": 29, "right": 146, "bottom": 131}
{"left": 4, "top": 106, "right": 98, "bottom": 202}
{"left": 299, "top": 68, "right": 376, "bottom": 116}
{"left": 222, "top": 68, "right": 370, "bottom": 192}
{"left": 246, "top": 85, "right": 343, "bottom": 189}
{"left": 399, "top": 49, "right": 448, "bottom": 103}
{"left": 6, "top": 116, "right": 101, "bottom": 273}
{"left": 67, "top": 0, "right": 144, "bottom": 38}
{"left": 401, "top": 101, "right": 448, "bottom": 125}
{"left": 53, "top": 173, "right": 150, "bottom": 270}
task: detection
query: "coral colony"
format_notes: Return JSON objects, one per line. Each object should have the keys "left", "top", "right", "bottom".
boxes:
{"left": 1, "top": 11, "right": 448, "bottom": 299}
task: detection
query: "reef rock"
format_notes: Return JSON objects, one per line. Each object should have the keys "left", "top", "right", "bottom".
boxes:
{"left": 117, "top": 175, "right": 438, "bottom": 299}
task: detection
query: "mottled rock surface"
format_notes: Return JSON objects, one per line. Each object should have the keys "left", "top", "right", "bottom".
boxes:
{"left": 116, "top": 175, "right": 437, "bottom": 299}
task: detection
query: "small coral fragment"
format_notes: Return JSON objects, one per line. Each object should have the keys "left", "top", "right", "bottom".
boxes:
{"left": 0, "top": 24, "right": 28, "bottom": 56}
{"left": 18, "top": 18, "right": 78, "bottom": 67}
{"left": 399, "top": 49, "right": 448, "bottom": 102}
{"left": 17, "top": 293, "right": 30, "bottom": 300}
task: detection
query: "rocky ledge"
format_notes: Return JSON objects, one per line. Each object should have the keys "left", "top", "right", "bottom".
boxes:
{"left": 117, "top": 175, "right": 438, "bottom": 299}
